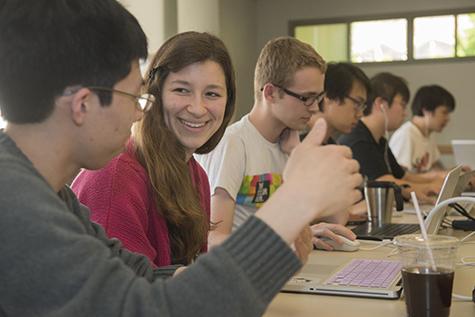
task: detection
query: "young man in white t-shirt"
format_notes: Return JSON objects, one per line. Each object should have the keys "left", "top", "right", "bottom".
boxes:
{"left": 197, "top": 37, "right": 356, "bottom": 248}
{"left": 389, "top": 85, "right": 455, "bottom": 172}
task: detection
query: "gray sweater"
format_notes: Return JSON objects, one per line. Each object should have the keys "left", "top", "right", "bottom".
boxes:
{"left": 0, "top": 131, "right": 301, "bottom": 317}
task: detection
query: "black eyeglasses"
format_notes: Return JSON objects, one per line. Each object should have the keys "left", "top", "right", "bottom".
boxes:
{"left": 63, "top": 86, "right": 155, "bottom": 112}
{"left": 88, "top": 87, "right": 155, "bottom": 112}
{"left": 345, "top": 95, "right": 367, "bottom": 113}
{"left": 267, "top": 84, "right": 325, "bottom": 107}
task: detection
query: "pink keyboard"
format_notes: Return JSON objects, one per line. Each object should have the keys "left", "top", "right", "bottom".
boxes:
{"left": 326, "top": 259, "right": 402, "bottom": 288}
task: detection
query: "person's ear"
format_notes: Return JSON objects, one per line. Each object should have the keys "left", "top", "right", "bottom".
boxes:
{"left": 374, "top": 97, "right": 387, "bottom": 114}
{"left": 70, "top": 88, "right": 93, "bottom": 126}
{"left": 422, "top": 108, "right": 432, "bottom": 117}
{"left": 317, "top": 95, "right": 329, "bottom": 112}
{"left": 262, "top": 83, "right": 277, "bottom": 102}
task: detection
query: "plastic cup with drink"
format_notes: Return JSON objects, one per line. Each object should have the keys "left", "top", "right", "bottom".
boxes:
{"left": 394, "top": 234, "right": 459, "bottom": 317}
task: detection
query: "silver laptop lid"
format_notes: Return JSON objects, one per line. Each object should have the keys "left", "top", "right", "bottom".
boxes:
{"left": 451, "top": 140, "right": 475, "bottom": 169}
{"left": 425, "top": 165, "right": 462, "bottom": 234}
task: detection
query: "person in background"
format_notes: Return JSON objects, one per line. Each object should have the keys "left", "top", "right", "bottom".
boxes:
{"left": 72, "top": 31, "right": 235, "bottom": 267}
{"left": 339, "top": 72, "right": 443, "bottom": 204}
{"left": 197, "top": 37, "right": 356, "bottom": 250}
{"left": 389, "top": 85, "right": 455, "bottom": 173}
{"left": 303, "top": 62, "right": 371, "bottom": 220}
{"left": 0, "top": 1, "right": 362, "bottom": 315}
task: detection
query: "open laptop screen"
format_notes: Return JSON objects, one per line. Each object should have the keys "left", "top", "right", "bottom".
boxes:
{"left": 452, "top": 140, "right": 475, "bottom": 169}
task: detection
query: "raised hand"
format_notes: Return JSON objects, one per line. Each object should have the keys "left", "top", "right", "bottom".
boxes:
{"left": 283, "top": 118, "right": 363, "bottom": 220}
{"left": 256, "top": 118, "right": 362, "bottom": 245}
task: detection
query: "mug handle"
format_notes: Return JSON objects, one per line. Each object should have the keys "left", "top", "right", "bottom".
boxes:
{"left": 392, "top": 184, "right": 404, "bottom": 211}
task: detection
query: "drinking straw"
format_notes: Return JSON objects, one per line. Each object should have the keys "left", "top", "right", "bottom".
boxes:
{"left": 410, "top": 191, "right": 437, "bottom": 271}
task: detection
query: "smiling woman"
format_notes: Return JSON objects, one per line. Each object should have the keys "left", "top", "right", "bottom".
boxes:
{"left": 71, "top": 31, "right": 236, "bottom": 268}
{"left": 160, "top": 60, "right": 227, "bottom": 158}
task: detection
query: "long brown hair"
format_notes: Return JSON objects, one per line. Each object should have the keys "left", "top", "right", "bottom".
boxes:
{"left": 132, "top": 32, "right": 236, "bottom": 264}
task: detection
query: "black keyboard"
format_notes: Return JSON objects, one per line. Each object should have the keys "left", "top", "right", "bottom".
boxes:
{"left": 352, "top": 223, "right": 420, "bottom": 240}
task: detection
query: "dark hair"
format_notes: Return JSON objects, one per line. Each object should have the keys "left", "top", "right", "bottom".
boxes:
{"left": 319, "top": 62, "right": 370, "bottom": 111}
{"left": 365, "top": 72, "right": 410, "bottom": 115}
{"left": 133, "top": 32, "right": 236, "bottom": 264}
{"left": 0, "top": 0, "right": 148, "bottom": 123}
{"left": 411, "top": 85, "right": 455, "bottom": 116}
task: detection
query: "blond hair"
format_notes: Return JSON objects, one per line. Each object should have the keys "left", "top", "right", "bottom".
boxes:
{"left": 254, "top": 37, "right": 326, "bottom": 100}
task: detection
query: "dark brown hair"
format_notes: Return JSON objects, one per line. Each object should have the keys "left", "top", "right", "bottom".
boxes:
{"left": 133, "top": 32, "right": 236, "bottom": 264}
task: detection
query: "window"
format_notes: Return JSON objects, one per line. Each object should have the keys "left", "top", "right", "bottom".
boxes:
{"left": 414, "top": 15, "right": 455, "bottom": 59}
{"left": 291, "top": 9, "right": 475, "bottom": 64}
{"left": 457, "top": 13, "right": 475, "bottom": 57}
{"left": 351, "top": 19, "right": 407, "bottom": 62}
{"left": 0, "top": 116, "right": 5, "bottom": 129}
{"left": 295, "top": 23, "right": 347, "bottom": 62}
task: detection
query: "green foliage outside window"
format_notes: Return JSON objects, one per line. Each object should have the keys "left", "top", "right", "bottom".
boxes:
{"left": 295, "top": 24, "right": 348, "bottom": 62}
{"left": 457, "top": 13, "right": 475, "bottom": 57}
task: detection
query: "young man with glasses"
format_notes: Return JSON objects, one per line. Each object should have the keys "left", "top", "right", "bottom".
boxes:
{"left": 0, "top": 1, "right": 363, "bottom": 316}
{"left": 338, "top": 72, "right": 443, "bottom": 203}
{"left": 197, "top": 37, "right": 356, "bottom": 249}
{"left": 301, "top": 63, "right": 370, "bottom": 219}
{"left": 302, "top": 62, "right": 370, "bottom": 145}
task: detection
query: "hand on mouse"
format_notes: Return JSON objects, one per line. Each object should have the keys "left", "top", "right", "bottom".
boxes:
{"left": 310, "top": 222, "right": 356, "bottom": 251}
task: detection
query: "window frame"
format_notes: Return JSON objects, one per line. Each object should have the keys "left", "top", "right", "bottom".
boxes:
{"left": 289, "top": 7, "right": 475, "bottom": 65}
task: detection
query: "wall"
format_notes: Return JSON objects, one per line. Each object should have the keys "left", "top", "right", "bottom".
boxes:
{"left": 255, "top": 0, "right": 475, "bottom": 49}
{"left": 177, "top": 0, "right": 220, "bottom": 34}
{"left": 254, "top": 0, "right": 475, "bottom": 165}
{"left": 220, "top": 0, "right": 258, "bottom": 119}
{"left": 175, "top": 0, "right": 258, "bottom": 121}
{"left": 121, "top": 0, "right": 258, "bottom": 121}
{"left": 120, "top": 0, "right": 166, "bottom": 54}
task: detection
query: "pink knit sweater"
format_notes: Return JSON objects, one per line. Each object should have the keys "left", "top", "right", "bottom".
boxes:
{"left": 71, "top": 147, "right": 210, "bottom": 268}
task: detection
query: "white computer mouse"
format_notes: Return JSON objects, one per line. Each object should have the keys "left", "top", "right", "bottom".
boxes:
{"left": 316, "top": 235, "right": 360, "bottom": 252}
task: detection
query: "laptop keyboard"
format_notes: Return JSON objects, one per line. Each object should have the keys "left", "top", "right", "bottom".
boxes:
{"left": 326, "top": 259, "right": 402, "bottom": 288}
{"left": 352, "top": 223, "right": 420, "bottom": 240}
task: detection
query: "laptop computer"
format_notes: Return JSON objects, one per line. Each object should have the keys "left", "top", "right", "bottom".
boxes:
{"left": 452, "top": 140, "right": 475, "bottom": 169}
{"left": 453, "top": 170, "right": 475, "bottom": 197}
{"left": 352, "top": 165, "right": 462, "bottom": 240}
{"left": 283, "top": 167, "right": 464, "bottom": 300}
{"left": 282, "top": 255, "right": 403, "bottom": 299}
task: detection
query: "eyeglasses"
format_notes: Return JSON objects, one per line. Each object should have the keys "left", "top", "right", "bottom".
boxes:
{"left": 345, "top": 95, "right": 367, "bottom": 112}
{"left": 63, "top": 86, "right": 155, "bottom": 112}
{"left": 87, "top": 86, "right": 155, "bottom": 112}
{"left": 269, "top": 84, "right": 325, "bottom": 107}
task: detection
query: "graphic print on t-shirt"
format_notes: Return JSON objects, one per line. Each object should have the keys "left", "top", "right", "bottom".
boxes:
{"left": 236, "top": 173, "right": 282, "bottom": 208}
{"left": 415, "top": 152, "right": 430, "bottom": 172}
